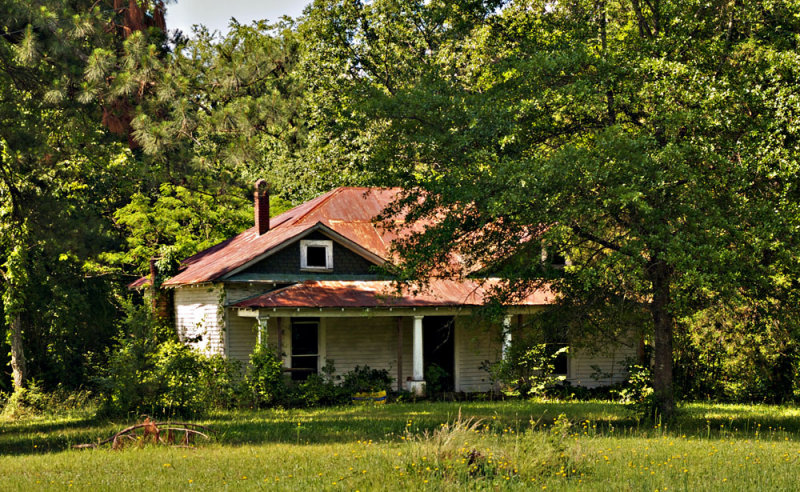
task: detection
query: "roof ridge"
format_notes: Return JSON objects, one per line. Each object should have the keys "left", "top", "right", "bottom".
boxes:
{"left": 290, "top": 187, "right": 346, "bottom": 225}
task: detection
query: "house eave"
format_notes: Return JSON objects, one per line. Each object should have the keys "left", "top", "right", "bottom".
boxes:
{"left": 231, "top": 305, "right": 545, "bottom": 318}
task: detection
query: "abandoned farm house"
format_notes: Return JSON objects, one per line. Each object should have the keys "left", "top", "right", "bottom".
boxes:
{"left": 133, "top": 183, "right": 636, "bottom": 394}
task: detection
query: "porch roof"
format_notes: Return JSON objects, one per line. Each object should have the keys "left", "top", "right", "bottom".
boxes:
{"left": 231, "top": 279, "right": 552, "bottom": 309}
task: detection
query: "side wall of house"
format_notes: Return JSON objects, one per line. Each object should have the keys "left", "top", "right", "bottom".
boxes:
{"left": 173, "top": 284, "right": 225, "bottom": 355}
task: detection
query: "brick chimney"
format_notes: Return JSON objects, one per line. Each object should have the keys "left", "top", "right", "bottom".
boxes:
{"left": 254, "top": 179, "right": 270, "bottom": 235}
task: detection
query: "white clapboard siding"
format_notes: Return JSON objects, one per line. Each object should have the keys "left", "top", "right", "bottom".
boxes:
{"left": 224, "top": 285, "right": 286, "bottom": 365}
{"left": 325, "top": 316, "right": 412, "bottom": 391}
{"left": 455, "top": 317, "right": 502, "bottom": 392}
{"left": 568, "top": 345, "right": 637, "bottom": 387}
{"left": 174, "top": 284, "right": 225, "bottom": 355}
{"left": 225, "top": 312, "right": 282, "bottom": 366}
{"left": 227, "top": 313, "right": 256, "bottom": 366}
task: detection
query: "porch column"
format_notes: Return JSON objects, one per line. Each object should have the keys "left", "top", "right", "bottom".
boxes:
{"left": 396, "top": 317, "right": 403, "bottom": 390}
{"left": 502, "top": 315, "right": 512, "bottom": 360}
{"left": 277, "top": 317, "right": 283, "bottom": 357}
{"left": 408, "top": 315, "right": 426, "bottom": 396}
{"left": 413, "top": 315, "right": 424, "bottom": 379}
{"left": 256, "top": 314, "right": 269, "bottom": 348}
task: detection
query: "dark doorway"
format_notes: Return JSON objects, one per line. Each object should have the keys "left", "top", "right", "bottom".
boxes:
{"left": 291, "top": 318, "right": 319, "bottom": 381}
{"left": 423, "top": 316, "right": 455, "bottom": 392}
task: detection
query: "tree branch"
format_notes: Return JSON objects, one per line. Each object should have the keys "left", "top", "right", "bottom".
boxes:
{"left": 571, "top": 223, "right": 629, "bottom": 256}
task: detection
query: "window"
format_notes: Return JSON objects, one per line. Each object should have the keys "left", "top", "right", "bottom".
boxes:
{"left": 290, "top": 318, "right": 319, "bottom": 381}
{"left": 300, "top": 239, "right": 333, "bottom": 271}
{"left": 542, "top": 245, "right": 568, "bottom": 268}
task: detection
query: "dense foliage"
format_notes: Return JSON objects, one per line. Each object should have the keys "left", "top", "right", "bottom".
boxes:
{"left": 301, "top": 0, "right": 800, "bottom": 415}
{"left": 1, "top": 0, "right": 800, "bottom": 413}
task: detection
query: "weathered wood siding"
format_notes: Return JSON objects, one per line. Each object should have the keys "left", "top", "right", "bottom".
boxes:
{"left": 224, "top": 284, "right": 279, "bottom": 365}
{"left": 173, "top": 284, "right": 225, "bottom": 355}
{"left": 453, "top": 316, "right": 638, "bottom": 392}
{"left": 226, "top": 313, "right": 281, "bottom": 366}
{"left": 567, "top": 345, "right": 637, "bottom": 387}
{"left": 454, "top": 317, "right": 501, "bottom": 392}
{"left": 324, "top": 316, "right": 412, "bottom": 391}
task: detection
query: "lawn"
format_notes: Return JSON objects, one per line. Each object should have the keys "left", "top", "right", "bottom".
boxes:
{"left": 1, "top": 400, "right": 799, "bottom": 490}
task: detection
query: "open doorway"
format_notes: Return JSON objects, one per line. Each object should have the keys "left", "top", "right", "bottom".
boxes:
{"left": 423, "top": 316, "right": 455, "bottom": 392}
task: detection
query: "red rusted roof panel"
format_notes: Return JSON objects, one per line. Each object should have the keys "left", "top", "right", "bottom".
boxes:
{"left": 233, "top": 280, "right": 552, "bottom": 309}
{"left": 128, "top": 276, "right": 150, "bottom": 289}
{"left": 161, "top": 187, "right": 407, "bottom": 286}
{"left": 163, "top": 224, "right": 315, "bottom": 286}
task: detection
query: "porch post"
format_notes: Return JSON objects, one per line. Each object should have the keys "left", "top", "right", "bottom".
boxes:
{"left": 277, "top": 317, "right": 283, "bottom": 355}
{"left": 256, "top": 313, "right": 269, "bottom": 348}
{"left": 396, "top": 317, "right": 403, "bottom": 391}
{"left": 502, "top": 315, "right": 512, "bottom": 360}
{"left": 408, "top": 315, "right": 426, "bottom": 396}
{"left": 413, "top": 315, "right": 424, "bottom": 379}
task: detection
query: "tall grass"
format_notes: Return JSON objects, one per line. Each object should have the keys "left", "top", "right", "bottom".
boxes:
{"left": 2, "top": 400, "right": 800, "bottom": 490}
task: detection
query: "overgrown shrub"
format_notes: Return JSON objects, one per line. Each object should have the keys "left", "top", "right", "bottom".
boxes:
{"left": 203, "top": 355, "right": 246, "bottom": 408}
{"left": 340, "top": 365, "right": 393, "bottom": 394}
{"left": 674, "top": 304, "right": 800, "bottom": 403}
{"left": 0, "top": 380, "right": 48, "bottom": 419}
{"left": 293, "top": 361, "right": 349, "bottom": 406}
{"left": 424, "top": 363, "right": 451, "bottom": 395}
{"left": 617, "top": 363, "right": 656, "bottom": 420}
{"left": 149, "top": 340, "right": 212, "bottom": 416}
{"left": 95, "top": 298, "right": 243, "bottom": 417}
{"left": 246, "top": 344, "right": 287, "bottom": 407}
{"left": 97, "top": 302, "right": 400, "bottom": 414}
{"left": 0, "top": 380, "right": 94, "bottom": 420}
{"left": 485, "top": 342, "right": 568, "bottom": 397}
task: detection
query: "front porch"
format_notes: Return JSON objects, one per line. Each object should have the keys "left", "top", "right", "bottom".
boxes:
{"left": 226, "top": 307, "right": 509, "bottom": 394}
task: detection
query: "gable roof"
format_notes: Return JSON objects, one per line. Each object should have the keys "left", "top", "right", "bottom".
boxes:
{"left": 159, "top": 187, "right": 404, "bottom": 287}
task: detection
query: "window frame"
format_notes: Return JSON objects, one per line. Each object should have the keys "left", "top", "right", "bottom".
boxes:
{"left": 300, "top": 239, "right": 334, "bottom": 272}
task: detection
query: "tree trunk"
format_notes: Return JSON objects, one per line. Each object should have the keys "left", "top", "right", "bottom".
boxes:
{"left": 9, "top": 313, "right": 26, "bottom": 390}
{"left": 649, "top": 259, "right": 674, "bottom": 419}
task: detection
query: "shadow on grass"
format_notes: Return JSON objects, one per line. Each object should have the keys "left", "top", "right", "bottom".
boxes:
{"left": 2, "top": 400, "right": 799, "bottom": 456}
{"left": 0, "top": 415, "right": 117, "bottom": 456}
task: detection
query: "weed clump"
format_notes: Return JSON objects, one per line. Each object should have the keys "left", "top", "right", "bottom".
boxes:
{"left": 401, "top": 409, "right": 585, "bottom": 486}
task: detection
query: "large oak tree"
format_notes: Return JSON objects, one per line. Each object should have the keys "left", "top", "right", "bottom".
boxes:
{"left": 302, "top": 0, "right": 800, "bottom": 415}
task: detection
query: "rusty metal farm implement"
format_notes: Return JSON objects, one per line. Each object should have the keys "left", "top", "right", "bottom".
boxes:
{"left": 73, "top": 418, "right": 214, "bottom": 449}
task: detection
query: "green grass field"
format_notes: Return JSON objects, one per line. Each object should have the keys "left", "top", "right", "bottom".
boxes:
{"left": 2, "top": 400, "right": 799, "bottom": 490}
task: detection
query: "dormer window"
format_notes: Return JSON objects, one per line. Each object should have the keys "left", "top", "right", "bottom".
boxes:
{"left": 542, "top": 245, "right": 569, "bottom": 268}
{"left": 301, "top": 239, "right": 333, "bottom": 271}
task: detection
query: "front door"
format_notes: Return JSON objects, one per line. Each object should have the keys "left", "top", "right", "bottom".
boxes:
{"left": 291, "top": 318, "right": 319, "bottom": 381}
{"left": 423, "top": 316, "right": 455, "bottom": 392}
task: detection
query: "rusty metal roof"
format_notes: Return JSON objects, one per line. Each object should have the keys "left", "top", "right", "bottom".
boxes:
{"left": 232, "top": 280, "right": 552, "bottom": 309}
{"left": 128, "top": 276, "right": 150, "bottom": 289}
{"left": 158, "top": 187, "right": 404, "bottom": 287}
